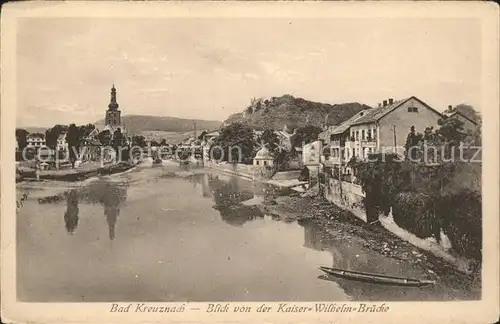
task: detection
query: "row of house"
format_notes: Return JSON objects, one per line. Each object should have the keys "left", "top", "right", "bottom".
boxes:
{"left": 194, "top": 95, "right": 479, "bottom": 175}
{"left": 303, "top": 96, "right": 479, "bottom": 183}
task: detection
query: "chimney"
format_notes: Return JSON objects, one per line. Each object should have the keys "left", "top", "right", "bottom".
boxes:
{"left": 448, "top": 105, "right": 453, "bottom": 111}
{"left": 383, "top": 100, "right": 388, "bottom": 107}
{"left": 378, "top": 103, "right": 381, "bottom": 108}
{"left": 388, "top": 98, "right": 394, "bottom": 105}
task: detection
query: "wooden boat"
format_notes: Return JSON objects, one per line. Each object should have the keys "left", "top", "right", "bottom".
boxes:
{"left": 319, "top": 266, "right": 435, "bottom": 287}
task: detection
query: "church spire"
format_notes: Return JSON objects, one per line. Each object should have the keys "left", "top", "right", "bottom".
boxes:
{"left": 108, "top": 84, "right": 119, "bottom": 111}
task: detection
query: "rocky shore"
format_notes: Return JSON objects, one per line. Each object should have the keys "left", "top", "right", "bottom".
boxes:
{"left": 258, "top": 194, "right": 481, "bottom": 298}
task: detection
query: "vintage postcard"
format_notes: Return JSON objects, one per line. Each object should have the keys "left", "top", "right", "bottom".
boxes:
{"left": 1, "top": 1, "right": 499, "bottom": 323}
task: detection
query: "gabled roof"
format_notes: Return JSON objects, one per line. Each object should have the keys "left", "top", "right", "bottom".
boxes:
{"left": 87, "top": 128, "right": 100, "bottom": 137}
{"left": 350, "top": 96, "right": 444, "bottom": 126}
{"left": 444, "top": 110, "right": 478, "bottom": 125}
{"left": 57, "top": 132, "right": 67, "bottom": 141}
{"left": 83, "top": 138, "right": 102, "bottom": 146}
{"left": 329, "top": 109, "right": 371, "bottom": 135}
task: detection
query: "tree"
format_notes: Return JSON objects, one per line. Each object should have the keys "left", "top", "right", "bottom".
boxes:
{"left": 257, "top": 129, "right": 292, "bottom": 170}
{"left": 78, "top": 124, "right": 96, "bottom": 141}
{"left": 66, "top": 124, "right": 80, "bottom": 168}
{"left": 112, "top": 129, "right": 124, "bottom": 149}
{"left": 15, "top": 128, "right": 29, "bottom": 151}
{"left": 98, "top": 130, "right": 112, "bottom": 147}
{"left": 197, "top": 131, "right": 207, "bottom": 141}
{"left": 211, "top": 123, "right": 254, "bottom": 163}
{"left": 453, "top": 104, "right": 480, "bottom": 124}
{"left": 437, "top": 118, "right": 466, "bottom": 146}
{"left": 473, "top": 115, "right": 482, "bottom": 146}
{"left": 259, "top": 129, "right": 280, "bottom": 152}
{"left": 405, "top": 126, "right": 423, "bottom": 160}
{"left": 45, "top": 125, "right": 68, "bottom": 149}
{"left": 131, "top": 135, "right": 146, "bottom": 147}
{"left": 160, "top": 139, "right": 167, "bottom": 146}
{"left": 291, "top": 125, "right": 323, "bottom": 149}
{"left": 64, "top": 190, "right": 79, "bottom": 234}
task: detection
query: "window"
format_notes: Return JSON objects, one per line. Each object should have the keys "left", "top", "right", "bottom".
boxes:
{"left": 352, "top": 148, "right": 355, "bottom": 157}
{"left": 408, "top": 107, "right": 418, "bottom": 113}
{"left": 263, "top": 160, "right": 267, "bottom": 166}
{"left": 330, "top": 134, "right": 335, "bottom": 141}
{"left": 362, "top": 130, "right": 365, "bottom": 140}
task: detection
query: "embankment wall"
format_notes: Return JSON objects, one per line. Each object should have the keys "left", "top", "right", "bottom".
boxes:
{"left": 323, "top": 178, "right": 474, "bottom": 274}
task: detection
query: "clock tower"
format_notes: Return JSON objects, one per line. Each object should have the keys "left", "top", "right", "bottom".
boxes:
{"left": 105, "top": 84, "right": 121, "bottom": 127}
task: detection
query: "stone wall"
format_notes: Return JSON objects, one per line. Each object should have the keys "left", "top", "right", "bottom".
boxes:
{"left": 205, "top": 161, "right": 252, "bottom": 179}
{"left": 272, "top": 170, "right": 301, "bottom": 181}
{"left": 323, "top": 178, "right": 367, "bottom": 222}
{"left": 322, "top": 176, "right": 475, "bottom": 273}
{"left": 205, "top": 161, "right": 276, "bottom": 181}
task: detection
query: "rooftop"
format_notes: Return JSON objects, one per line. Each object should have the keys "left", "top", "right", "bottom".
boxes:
{"left": 254, "top": 146, "right": 273, "bottom": 160}
{"left": 349, "top": 98, "right": 409, "bottom": 126}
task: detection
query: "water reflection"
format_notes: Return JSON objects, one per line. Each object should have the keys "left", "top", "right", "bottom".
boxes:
{"left": 83, "top": 180, "right": 128, "bottom": 240}
{"left": 299, "top": 220, "right": 469, "bottom": 301}
{"left": 185, "top": 172, "right": 290, "bottom": 227}
{"left": 42, "top": 179, "right": 129, "bottom": 240}
{"left": 302, "top": 221, "right": 350, "bottom": 269}
{"left": 64, "top": 190, "right": 79, "bottom": 234}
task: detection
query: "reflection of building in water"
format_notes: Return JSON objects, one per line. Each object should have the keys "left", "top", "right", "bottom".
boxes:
{"left": 102, "top": 183, "right": 127, "bottom": 241}
{"left": 78, "top": 179, "right": 128, "bottom": 241}
{"left": 201, "top": 174, "right": 212, "bottom": 198}
{"left": 303, "top": 223, "right": 324, "bottom": 251}
{"left": 104, "top": 204, "right": 119, "bottom": 241}
{"left": 302, "top": 222, "right": 349, "bottom": 269}
{"left": 64, "top": 190, "right": 79, "bottom": 234}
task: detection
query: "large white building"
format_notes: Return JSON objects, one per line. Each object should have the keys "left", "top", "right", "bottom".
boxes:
{"left": 26, "top": 133, "right": 46, "bottom": 148}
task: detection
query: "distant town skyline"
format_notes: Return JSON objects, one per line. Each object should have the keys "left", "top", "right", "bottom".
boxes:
{"left": 17, "top": 17, "right": 481, "bottom": 127}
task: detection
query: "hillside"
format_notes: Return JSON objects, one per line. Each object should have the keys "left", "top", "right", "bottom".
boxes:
{"left": 223, "top": 94, "right": 371, "bottom": 130}
{"left": 95, "top": 115, "right": 222, "bottom": 135}
{"left": 20, "top": 127, "right": 49, "bottom": 134}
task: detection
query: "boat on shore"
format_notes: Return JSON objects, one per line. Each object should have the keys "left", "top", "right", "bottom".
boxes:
{"left": 318, "top": 266, "right": 435, "bottom": 287}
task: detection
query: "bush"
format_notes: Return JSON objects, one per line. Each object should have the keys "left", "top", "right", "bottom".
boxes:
{"left": 392, "top": 192, "right": 440, "bottom": 240}
{"left": 436, "top": 190, "right": 482, "bottom": 261}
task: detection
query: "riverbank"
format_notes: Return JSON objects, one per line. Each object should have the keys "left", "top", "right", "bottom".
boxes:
{"left": 256, "top": 194, "right": 481, "bottom": 298}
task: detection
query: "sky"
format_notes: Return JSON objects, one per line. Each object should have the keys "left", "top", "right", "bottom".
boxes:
{"left": 17, "top": 17, "right": 481, "bottom": 128}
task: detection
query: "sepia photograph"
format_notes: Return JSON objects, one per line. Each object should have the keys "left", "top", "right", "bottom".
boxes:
{"left": 1, "top": 2, "right": 499, "bottom": 324}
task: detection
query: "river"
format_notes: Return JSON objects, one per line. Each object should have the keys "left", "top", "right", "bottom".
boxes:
{"left": 16, "top": 165, "right": 477, "bottom": 302}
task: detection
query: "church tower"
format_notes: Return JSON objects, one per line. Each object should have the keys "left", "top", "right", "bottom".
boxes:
{"left": 105, "top": 84, "right": 122, "bottom": 127}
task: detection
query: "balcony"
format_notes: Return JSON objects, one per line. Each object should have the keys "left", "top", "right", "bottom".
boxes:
{"left": 361, "top": 139, "right": 377, "bottom": 148}
{"left": 330, "top": 140, "right": 341, "bottom": 147}
{"left": 322, "top": 157, "right": 342, "bottom": 167}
